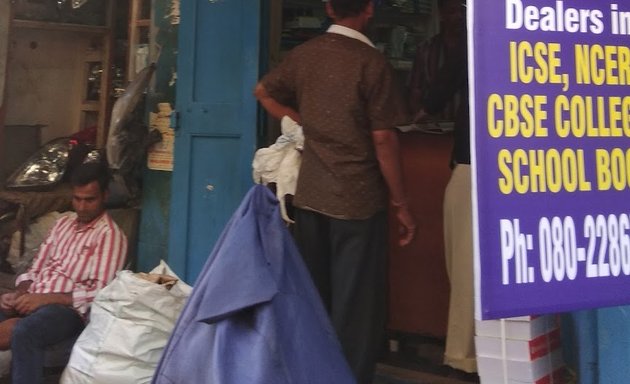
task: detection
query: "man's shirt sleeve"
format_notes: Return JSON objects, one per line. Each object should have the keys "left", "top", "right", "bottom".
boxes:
{"left": 260, "top": 50, "right": 297, "bottom": 107}
{"left": 366, "top": 57, "right": 410, "bottom": 130}
{"left": 14, "top": 217, "right": 67, "bottom": 286}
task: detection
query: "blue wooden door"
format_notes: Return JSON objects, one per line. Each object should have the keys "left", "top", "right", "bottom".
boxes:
{"left": 168, "top": 0, "right": 261, "bottom": 283}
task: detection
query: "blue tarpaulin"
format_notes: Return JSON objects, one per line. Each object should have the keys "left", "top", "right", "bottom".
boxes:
{"left": 152, "top": 185, "right": 355, "bottom": 384}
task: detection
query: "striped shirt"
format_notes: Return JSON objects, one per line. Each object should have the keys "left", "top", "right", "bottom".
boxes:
{"left": 15, "top": 212, "right": 127, "bottom": 318}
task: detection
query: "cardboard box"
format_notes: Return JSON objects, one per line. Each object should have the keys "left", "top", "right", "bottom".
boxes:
{"left": 475, "top": 315, "right": 557, "bottom": 340}
{"left": 475, "top": 328, "right": 561, "bottom": 361}
{"left": 477, "top": 349, "right": 563, "bottom": 383}
{"left": 476, "top": 316, "right": 564, "bottom": 383}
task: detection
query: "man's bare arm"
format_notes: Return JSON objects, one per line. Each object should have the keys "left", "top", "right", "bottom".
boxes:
{"left": 254, "top": 83, "right": 301, "bottom": 124}
{"left": 15, "top": 280, "right": 32, "bottom": 295}
{"left": 372, "top": 129, "right": 417, "bottom": 246}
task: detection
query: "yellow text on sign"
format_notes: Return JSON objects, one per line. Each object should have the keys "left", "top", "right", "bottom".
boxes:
{"left": 487, "top": 94, "right": 549, "bottom": 138}
{"left": 509, "top": 41, "right": 568, "bottom": 89}
{"left": 497, "top": 148, "right": 592, "bottom": 194}
{"left": 575, "top": 44, "right": 630, "bottom": 86}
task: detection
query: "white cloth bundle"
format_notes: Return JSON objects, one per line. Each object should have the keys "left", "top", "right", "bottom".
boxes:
{"left": 252, "top": 115, "right": 304, "bottom": 223}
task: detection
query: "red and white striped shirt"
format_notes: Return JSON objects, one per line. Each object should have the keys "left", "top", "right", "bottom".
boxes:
{"left": 15, "top": 212, "right": 127, "bottom": 318}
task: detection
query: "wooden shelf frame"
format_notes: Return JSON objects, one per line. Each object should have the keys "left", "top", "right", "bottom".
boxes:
{"left": 12, "top": 19, "right": 109, "bottom": 34}
{"left": 9, "top": 1, "right": 116, "bottom": 148}
{"left": 127, "top": 0, "right": 152, "bottom": 82}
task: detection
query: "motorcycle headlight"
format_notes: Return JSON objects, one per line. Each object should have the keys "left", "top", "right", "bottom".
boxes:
{"left": 5, "top": 138, "right": 71, "bottom": 190}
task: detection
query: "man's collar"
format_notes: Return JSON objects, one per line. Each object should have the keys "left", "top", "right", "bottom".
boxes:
{"left": 73, "top": 211, "right": 107, "bottom": 231}
{"left": 326, "top": 24, "right": 375, "bottom": 48}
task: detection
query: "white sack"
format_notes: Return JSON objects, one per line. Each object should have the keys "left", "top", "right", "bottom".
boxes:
{"left": 61, "top": 261, "right": 192, "bottom": 384}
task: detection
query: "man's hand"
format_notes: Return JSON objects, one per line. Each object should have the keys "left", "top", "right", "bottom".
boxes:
{"left": 0, "top": 292, "right": 18, "bottom": 316}
{"left": 13, "top": 292, "right": 73, "bottom": 315}
{"left": 392, "top": 204, "right": 417, "bottom": 246}
{"left": 14, "top": 293, "right": 52, "bottom": 315}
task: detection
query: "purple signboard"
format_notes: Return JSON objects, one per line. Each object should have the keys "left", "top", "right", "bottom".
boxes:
{"left": 470, "top": 0, "right": 630, "bottom": 319}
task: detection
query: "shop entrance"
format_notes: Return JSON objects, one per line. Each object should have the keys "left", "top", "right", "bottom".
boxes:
{"left": 264, "top": 0, "right": 452, "bottom": 339}
{"left": 261, "top": 1, "right": 460, "bottom": 382}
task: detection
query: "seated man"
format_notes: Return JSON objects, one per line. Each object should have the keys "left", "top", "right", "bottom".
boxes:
{"left": 0, "top": 161, "right": 128, "bottom": 384}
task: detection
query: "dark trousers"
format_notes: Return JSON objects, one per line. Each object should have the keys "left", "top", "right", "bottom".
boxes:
{"left": 293, "top": 208, "right": 388, "bottom": 384}
{"left": 0, "top": 304, "right": 84, "bottom": 384}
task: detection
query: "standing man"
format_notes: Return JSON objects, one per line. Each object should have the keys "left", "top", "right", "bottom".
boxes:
{"left": 255, "top": 0, "right": 416, "bottom": 382}
{"left": 410, "top": 0, "right": 476, "bottom": 378}
{"left": 0, "top": 161, "right": 128, "bottom": 384}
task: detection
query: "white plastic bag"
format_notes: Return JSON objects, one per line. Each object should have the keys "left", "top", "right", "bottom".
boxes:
{"left": 252, "top": 115, "right": 303, "bottom": 223}
{"left": 61, "top": 261, "right": 192, "bottom": 384}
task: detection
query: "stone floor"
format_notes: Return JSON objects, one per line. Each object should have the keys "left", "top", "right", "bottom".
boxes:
{"left": 1, "top": 365, "right": 474, "bottom": 384}
{"left": 375, "top": 364, "right": 476, "bottom": 384}
{"left": 0, "top": 337, "right": 478, "bottom": 384}
{"left": 374, "top": 334, "right": 479, "bottom": 384}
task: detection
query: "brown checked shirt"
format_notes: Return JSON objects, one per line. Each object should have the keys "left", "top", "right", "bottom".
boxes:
{"left": 261, "top": 28, "right": 409, "bottom": 219}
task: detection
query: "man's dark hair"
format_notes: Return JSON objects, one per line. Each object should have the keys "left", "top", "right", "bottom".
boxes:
{"left": 329, "top": 0, "right": 372, "bottom": 19}
{"left": 70, "top": 162, "right": 111, "bottom": 192}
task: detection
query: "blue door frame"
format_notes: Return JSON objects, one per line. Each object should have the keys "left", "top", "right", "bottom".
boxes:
{"left": 167, "top": 0, "right": 262, "bottom": 284}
